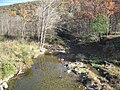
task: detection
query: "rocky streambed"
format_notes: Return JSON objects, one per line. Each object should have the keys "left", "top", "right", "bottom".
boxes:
{"left": 62, "top": 59, "right": 120, "bottom": 90}
{"left": 43, "top": 44, "right": 120, "bottom": 90}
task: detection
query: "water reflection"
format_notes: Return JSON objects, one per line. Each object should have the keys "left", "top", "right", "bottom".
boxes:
{"left": 9, "top": 55, "right": 84, "bottom": 90}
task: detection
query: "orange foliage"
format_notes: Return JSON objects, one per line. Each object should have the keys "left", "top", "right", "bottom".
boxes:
{"left": 67, "top": 0, "right": 118, "bottom": 19}
{"left": 1, "top": 1, "right": 37, "bottom": 18}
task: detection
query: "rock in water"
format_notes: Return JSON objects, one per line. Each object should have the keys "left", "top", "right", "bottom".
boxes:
{"left": 2, "top": 82, "right": 8, "bottom": 89}
{"left": 67, "top": 70, "right": 71, "bottom": 74}
{"left": 78, "top": 72, "right": 88, "bottom": 85}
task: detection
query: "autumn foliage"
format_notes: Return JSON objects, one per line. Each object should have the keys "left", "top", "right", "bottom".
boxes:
{"left": 67, "top": 0, "right": 119, "bottom": 19}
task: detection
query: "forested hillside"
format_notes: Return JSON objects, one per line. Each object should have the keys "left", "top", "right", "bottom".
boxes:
{"left": 0, "top": 0, "right": 120, "bottom": 40}
{"left": 0, "top": 1, "right": 39, "bottom": 38}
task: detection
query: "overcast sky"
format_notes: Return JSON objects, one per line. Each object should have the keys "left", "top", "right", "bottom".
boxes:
{"left": 0, "top": 0, "right": 35, "bottom": 6}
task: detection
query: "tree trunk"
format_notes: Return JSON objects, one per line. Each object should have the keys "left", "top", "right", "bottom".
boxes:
{"left": 22, "top": 21, "right": 26, "bottom": 39}
{"left": 7, "top": 19, "right": 9, "bottom": 36}
{"left": 1, "top": 20, "right": 3, "bottom": 35}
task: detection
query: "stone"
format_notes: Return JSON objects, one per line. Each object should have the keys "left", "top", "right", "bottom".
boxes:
{"left": 87, "top": 85, "right": 96, "bottom": 90}
{"left": 67, "top": 70, "right": 71, "bottom": 74}
{"left": 2, "top": 82, "right": 8, "bottom": 89}
{"left": 78, "top": 72, "right": 88, "bottom": 85}
{"left": 61, "top": 58, "right": 64, "bottom": 61}
{"left": 68, "top": 63, "right": 76, "bottom": 68}
{"left": 75, "top": 68, "right": 79, "bottom": 72}
{"left": 71, "top": 69, "right": 77, "bottom": 75}
{"left": 80, "top": 63, "right": 85, "bottom": 68}
{"left": 64, "top": 63, "right": 68, "bottom": 67}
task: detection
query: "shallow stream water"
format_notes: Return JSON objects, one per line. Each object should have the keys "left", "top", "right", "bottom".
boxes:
{"left": 8, "top": 55, "right": 84, "bottom": 90}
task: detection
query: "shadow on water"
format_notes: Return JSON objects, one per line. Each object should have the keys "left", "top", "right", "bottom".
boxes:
{"left": 8, "top": 55, "right": 84, "bottom": 90}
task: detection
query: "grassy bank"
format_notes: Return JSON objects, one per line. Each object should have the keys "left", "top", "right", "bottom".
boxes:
{"left": 0, "top": 38, "right": 39, "bottom": 80}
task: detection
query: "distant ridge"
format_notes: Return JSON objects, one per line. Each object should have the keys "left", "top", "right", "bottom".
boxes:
{"left": 0, "top": 1, "right": 39, "bottom": 17}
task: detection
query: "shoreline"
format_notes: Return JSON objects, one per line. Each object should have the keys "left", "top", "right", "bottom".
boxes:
{"left": 0, "top": 39, "right": 120, "bottom": 90}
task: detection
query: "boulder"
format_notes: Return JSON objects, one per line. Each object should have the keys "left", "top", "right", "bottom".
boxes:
{"left": 2, "top": 82, "right": 8, "bottom": 89}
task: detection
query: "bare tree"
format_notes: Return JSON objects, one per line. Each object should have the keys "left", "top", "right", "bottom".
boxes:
{"left": 0, "top": 16, "right": 3, "bottom": 35}
{"left": 36, "top": 0, "right": 62, "bottom": 52}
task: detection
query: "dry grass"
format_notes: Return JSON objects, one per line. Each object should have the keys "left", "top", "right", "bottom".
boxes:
{"left": 0, "top": 39, "right": 39, "bottom": 79}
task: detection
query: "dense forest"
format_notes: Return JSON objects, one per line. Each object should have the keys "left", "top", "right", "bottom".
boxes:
{"left": 0, "top": 0, "right": 120, "bottom": 39}
{"left": 0, "top": 0, "right": 120, "bottom": 90}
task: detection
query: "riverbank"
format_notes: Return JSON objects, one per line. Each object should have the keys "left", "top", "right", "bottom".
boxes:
{"left": 64, "top": 61, "right": 120, "bottom": 90}
{"left": 1, "top": 36, "right": 120, "bottom": 90}
{"left": 56, "top": 31, "right": 120, "bottom": 90}
{"left": 59, "top": 53, "right": 120, "bottom": 90}
{"left": 0, "top": 36, "right": 68, "bottom": 90}
{"left": 0, "top": 39, "right": 40, "bottom": 89}
{"left": 40, "top": 37, "right": 120, "bottom": 90}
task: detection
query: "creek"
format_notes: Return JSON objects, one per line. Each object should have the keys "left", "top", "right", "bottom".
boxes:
{"left": 8, "top": 55, "right": 84, "bottom": 90}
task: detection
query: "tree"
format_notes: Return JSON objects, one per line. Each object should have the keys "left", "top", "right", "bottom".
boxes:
{"left": 90, "top": 13, "right": 109, "bottom": 39}
{"left": 56, "top": 0, "right": 118, "bottom": 43}
{"left": 68, "top": 0, "right": 115, "bottom": 36}
{"left": 102, "top": 0, "right": 115, "bottom": 36}
{"left": 37, "top": 0, "right": 62, "bottom": 52}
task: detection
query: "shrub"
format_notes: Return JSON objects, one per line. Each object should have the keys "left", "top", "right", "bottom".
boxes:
{"left": 2, "top": 62, "right": 16, "bottom": 78}
{"left": 90, "top": 14, "right": 109, "bottom": 36}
